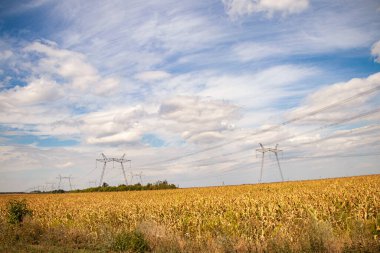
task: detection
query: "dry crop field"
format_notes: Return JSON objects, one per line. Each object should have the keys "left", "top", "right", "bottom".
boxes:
{"left": 0, "top": 175, "right": 379, "bottom": 252}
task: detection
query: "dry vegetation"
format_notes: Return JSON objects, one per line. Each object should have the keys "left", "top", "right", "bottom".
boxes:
{"left": 0, "top": 175, "right": 379, "bottom": 252}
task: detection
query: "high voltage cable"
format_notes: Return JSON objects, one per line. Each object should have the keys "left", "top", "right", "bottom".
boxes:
{"left": 282, "top": 152, "right": 380, "bottom": 160}
{"left": 138, "top": 85, "right": 380, "bottom": 167}
{"left": 177, "top": 152, "right": 380, "bottom": 184}
{"left": 139, "top": 106, "right": 380, "bottom": 170}
{"left": 283, "top": 125, "right": 380, "bottom": 149}
{"left": 267, "top": 107, "right": 380, "bottom": 146}
{"left": 29, "top": 86, "right": 380, "bottom": 190}
{"left": 208, "top": 107, "right": 380, "bottom": 165}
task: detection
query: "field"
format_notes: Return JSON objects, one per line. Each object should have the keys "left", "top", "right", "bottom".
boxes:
{"left": 0, "top": 175, "right": 379, "bottom": 252}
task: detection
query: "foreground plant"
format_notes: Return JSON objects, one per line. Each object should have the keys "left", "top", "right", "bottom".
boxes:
{"left": 6, "top": 199, "right": 32, "bottom": 225}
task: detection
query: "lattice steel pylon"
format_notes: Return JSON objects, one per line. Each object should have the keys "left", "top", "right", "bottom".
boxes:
{"left": 130, "top": 171, "right": 143, "bottom": 185}
{"left": 56, "top": 175, "right": 73, "bottom": 190}
{"left": 256, "top": 143, "right": 284, "bottom": 182}
{"left": 96, "top": 153, "right": 131, "bottom": 186}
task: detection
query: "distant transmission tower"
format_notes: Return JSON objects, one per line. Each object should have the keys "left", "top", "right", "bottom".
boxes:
{"left": 256, "top": 143, "right": 284, "bottom": 182}
{"left": 56, "top": 175, "right": 73, "bottom": 190}
{"left": 130, "top": 172, "right": 143, "bottom": 185}
{"left": 96, "top": 153, "right": 131, "bottom": 186}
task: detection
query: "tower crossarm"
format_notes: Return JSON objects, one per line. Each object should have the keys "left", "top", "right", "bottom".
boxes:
{"left": 114, "top": 158, "right": 131, "bottom": 163}
{"left": 256, "top": 148, "right": 271, "bottom": 153}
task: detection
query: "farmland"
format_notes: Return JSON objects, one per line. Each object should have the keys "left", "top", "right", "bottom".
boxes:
{"left": 0, "top": 175, "right": 379, "bottom": 252}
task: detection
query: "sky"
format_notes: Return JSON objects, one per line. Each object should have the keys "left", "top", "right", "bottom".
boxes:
{"left": 0, "top": 0, "right": 380, "bottom": 192}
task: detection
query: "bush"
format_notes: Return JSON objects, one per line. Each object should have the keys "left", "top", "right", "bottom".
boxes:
{"left": 7, "top": 199, "right": 32, "bottom": 225}
{"left": 112, "top": 230, "right": 150, "bottom": 253}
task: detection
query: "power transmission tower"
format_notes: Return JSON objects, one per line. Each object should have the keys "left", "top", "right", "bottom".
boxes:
{"left": 256, "top": 143, "right": 284, "bottom": 182}
{"left": 96, "top": 153, "right": 131, "bottom": 187}
{"left": 56, "top": 175, "right": 73, "bottom": 190}
{"left": 130, "top": 172, "right": 143, "bottom": 185}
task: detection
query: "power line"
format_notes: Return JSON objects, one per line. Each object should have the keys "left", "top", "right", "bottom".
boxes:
{"left": 213, "top": 107, "right": 380, "bottom": 165}
{"left": 23, "top": 86, "right": 380, "bottom": 190}
{"left": 174, "top": 152, "right": 380, "bottom": 185}
{"left": 282, "top": 152, "right": 380, "bottom": 160}
{"left": 138, "top": 107, "right": 380, "bottom": 171}
{"left": 267, "top": 107, "right": 380, "bottom": 146}
{"left": 283, "top": 125, "right": 380, "bottom": 149}
{"left": 138, "top": 85, "right": 380, "bottom": 167}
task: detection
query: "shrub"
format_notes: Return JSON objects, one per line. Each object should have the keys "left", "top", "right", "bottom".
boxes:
{"left": 112, "top": 230, "right": 150, "bottom": 253}
{"left": 7, "top": 199, "right": 32, "bottom": 225}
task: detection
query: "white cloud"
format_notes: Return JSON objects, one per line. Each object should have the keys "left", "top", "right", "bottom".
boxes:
{"left": 134, "top": 71, "right": 171, "bottom": 82}
{"left": 94, "top": 77, "right": 120, "bottom": 95}
{"left": 0, "top": 77, "right": 69, "bottom": 126}
{"left": 158, "top": 96, "right": 240, "bottom": 144}
{"left": 23, "top": 41, "right": 120, "bottom": 94}
{"left": 56, "top": 161, "right": 73, "bottom": 168}
{"left": 232, "top": 42, "right": 284, "bottom": 61}
{"left": 0, "top": 42, "right": 128, "bottom": 139}
{"left": 371, "top": 40, "right": 380, "bottom": 63}
{"left": 287, "top": 72, "right": 380, "bottom": 123}
{"left": 200, "top": 65, "right": 318, "bottom": 109}
{"left": 1, "top": 78, "right": 63, "bottom": 106}
{"left": 87, "top": 131, "right": 141, "bottom": 145}
{"left": 76, "top": 95, "right": 241, "bottom": 146}
{"left": 80, "top": 106, "right": 146, "bottom": 145}
{"left": 187, "top": 131, "right": 225, "bottom": 144}
{"left": 131, "top": 13, "right": 221, "bottom": 52}
{"left": 52, "top": 1, "right": 223, "bottom": 74}
{"left": 222, "top": 0, "right": 309, "bottom": 19}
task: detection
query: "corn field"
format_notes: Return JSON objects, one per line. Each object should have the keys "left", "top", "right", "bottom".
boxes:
{"left": 0, "top": 175, "right": 379, "bottom": 252}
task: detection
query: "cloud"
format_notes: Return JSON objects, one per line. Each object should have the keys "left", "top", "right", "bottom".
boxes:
{"left": 159, "top": 96, "right": 238, "bottom": 123}
{"left": 222, "top": 0, "right": 309, "bottom": 19}
{"left": 158, "top": 96, "right": 240, "bottom": 144}
{"left": 231, "top": 25, "right": 373, "bottom": 62}
{"left": 0, "top": 78, "right": 62, "bottom": 106}
{"left": 187, "top": 131, "right": 225, "bottom": 144}
{"left": 134, "top": 71, "right": 171, "bottom": 82}
{"left": 371, "top": 40, "right": 380, "bottom": 63}
{"left": 56, "top": 161, "right": 73, "bottom": 168}
{"left": 80, "top": 106, "right": 146, "bottom": 145}
{"left": 52, "top": 1, "right": 223, "bottom": 74}
{"left": 200, "top": 65, "right": 318, "bottom": 109}
{"left": 287, "top": 72, "right": 380, "bottom": 123}
{"left": 232, "top": 42, "right": 284, "bottom": 61}
{"left": 86, "top": 131, "right": 141, "bottom": 145}
{"left": 0, "top": 41, "right": 127, "bottom": 139}
{"left": 24, "top": 41, "right": 120, "bottom": 94}
{"left": 42, "top": 94, "right": 242, "bottom": 147}
{"left": 0, "top": 77, "right": 70, "bottom": 126}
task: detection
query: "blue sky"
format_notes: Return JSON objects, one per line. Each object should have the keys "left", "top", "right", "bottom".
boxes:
{"left": 0, "top": 0, "right": 380, "bottom": 192}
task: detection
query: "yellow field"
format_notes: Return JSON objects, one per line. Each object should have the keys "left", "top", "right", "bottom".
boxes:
{"left": 1, "top": 175, "right": 379, "bottom": 252}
